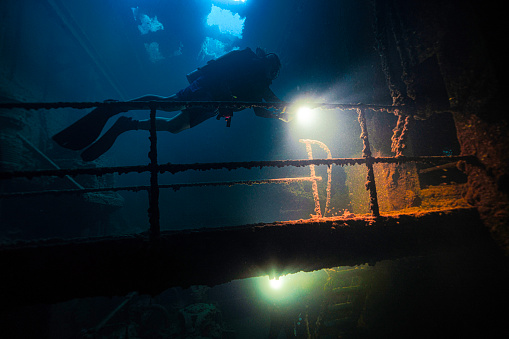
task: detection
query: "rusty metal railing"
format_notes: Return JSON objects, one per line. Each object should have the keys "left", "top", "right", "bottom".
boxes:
{"left": 0, "top": 101, "right": 477, "bottom": 238}
{"left": 299, "top": 139, "right": 333, "bottom": 218}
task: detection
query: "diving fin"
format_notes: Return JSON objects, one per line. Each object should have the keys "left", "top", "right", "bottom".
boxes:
{"left": 80, "top": 116, "right": 138, "bottom": 161}
{"left": 52, "top": 106, "right": 119, "bottom": 150}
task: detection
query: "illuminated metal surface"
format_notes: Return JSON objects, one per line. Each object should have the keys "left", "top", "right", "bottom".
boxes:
{"left": 0, "top": 100, "right": 480, "bottom": 237}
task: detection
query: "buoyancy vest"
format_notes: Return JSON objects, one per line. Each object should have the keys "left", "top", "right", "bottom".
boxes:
{"left": 186, "top": 48, "right": 257, "bottom": 84}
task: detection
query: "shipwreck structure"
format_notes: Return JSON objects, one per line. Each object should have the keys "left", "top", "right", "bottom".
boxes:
{"left": 1, "top": 1, "right": 508, "bottom": 337}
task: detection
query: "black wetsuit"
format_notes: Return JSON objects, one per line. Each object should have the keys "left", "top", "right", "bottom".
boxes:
{"left": 176, "top": 48, "right": 277, "bottom": 126}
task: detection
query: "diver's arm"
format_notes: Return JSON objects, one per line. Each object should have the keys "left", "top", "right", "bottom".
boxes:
{"left": 253, "top": 87, "right": 281, "bottom": 118}
{"left": 263, "top": 88, "right": 281, "bottom": 103}
{"left": 254, "top": 106, "right": 277, "bottom": 118}
{"left": 254, "top": 106, "right": 293, "bottom": 122}
{"left": 253, "top": 88, "right": 292, "bottom": 122}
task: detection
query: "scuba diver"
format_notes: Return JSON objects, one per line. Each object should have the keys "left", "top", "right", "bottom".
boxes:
{"left": 52, "top": 47, "right": 289, "bottom": 161}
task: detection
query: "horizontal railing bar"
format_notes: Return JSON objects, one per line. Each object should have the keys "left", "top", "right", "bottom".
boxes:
{"left": 0, "top": 176, "right": 322, "bottom": 199}
{"left": 0, "top": 100, "right": 406, "bottom": 113}
{"left": 418, "top": 161, "right": 459, "bottom": 174}
{"left": 0, "top": 155, "right": 477, "bottom": 180}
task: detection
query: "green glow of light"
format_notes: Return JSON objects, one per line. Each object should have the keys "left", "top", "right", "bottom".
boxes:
{"left": 257, "top": 270, "right": 328, "bottom": 304}
{"left": 269, "top": 277, "right": 283, "bottom": 289}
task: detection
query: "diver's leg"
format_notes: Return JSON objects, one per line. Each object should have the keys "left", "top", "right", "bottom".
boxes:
{"left": 137, "top": 106, "right": 218, "bottom": 133}
{"left": 52, "top": 103, "right": 128, "bottom": 150}
{"left": 80, "top": 116, "right": 139, "bottom": 162}
{"left": 137, "top": 111, "right": 191, "bottom": 134}
{"left": 53, "top": 94, "right": 182, "bottom": 150}
{"left": 130, "top": 94, "right": 186, "bottom": 112}
{"left": 80, "top": 112, "right": 191, "bottom": 161}
{"left": 130, "top": 94, "right": 176, "bottom": 101}
{"left": 80, "top": 105, "right": 218, "bottom": 161}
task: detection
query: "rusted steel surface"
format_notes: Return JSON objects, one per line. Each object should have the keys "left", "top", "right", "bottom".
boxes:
{"left": 357, "top": 108, "right": 380, "bottom": 216}
{"left": 0, "top": 156, "right": 477, "bottom": 180}
{"left": 0, "top": 100, "right": 406, "bottom": 113}
{"left": 391, "top": 114, "right": 411, "bottom": 157}
{"left": 300, "top": 139, "right": 333, "bottom": 217}
{"left": 0, "top": 208, "right": 490, "bottom": 307}
{"left": 0, "top": 177, "right": 323, "bottom": 198}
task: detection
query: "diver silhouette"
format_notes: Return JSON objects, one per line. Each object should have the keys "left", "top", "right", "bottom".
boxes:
{"left": 53, "top": 47, "right": 289, "bottom": 161}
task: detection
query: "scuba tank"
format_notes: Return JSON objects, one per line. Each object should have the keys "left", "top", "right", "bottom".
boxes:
{"left": 186, "top": 64, "right": 233, "bottom": 127}
{"left": 186, "top": 68, "right": 202, "bottom": 84}
{"left": 185, "top": 48, "right": 258, "bottom": 127}
{"left": 185, "top": 48, "right": 257, "bottom": 84}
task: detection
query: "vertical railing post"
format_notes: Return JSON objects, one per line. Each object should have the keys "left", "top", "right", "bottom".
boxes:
{"left": 299, "top": 139, "right": 333, "bottom": 217}
{"left": 357, "top": 108, "right": 380, "bottom": 217}
{"left": 148, "top": 106, "right": 160, "bottom": 241}
{"left": 302, "top": 141, "right": 322, "bottom": 218}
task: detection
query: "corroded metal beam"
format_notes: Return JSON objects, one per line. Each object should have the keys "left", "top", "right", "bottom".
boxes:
{"left": 0, "top": 208, "right": 490, "bottom": 307}
{"left": 357, "top": 108, "right": 380, "bottom": 216}
{"left": 0, "top": 177, "right": 322, "bottom": 199}
{"left": 0, "top": 155, "right": 477, "bottom": 180}
{"left": 0, "top": 100, "right": 406, "bottom": 112}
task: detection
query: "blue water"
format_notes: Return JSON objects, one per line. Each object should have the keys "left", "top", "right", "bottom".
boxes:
{"left": 9, "top": 0, "right": 380, "bottom": 234}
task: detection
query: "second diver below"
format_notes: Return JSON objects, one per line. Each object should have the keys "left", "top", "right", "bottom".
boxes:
{"left": 53, "top": 47, "right": 290, "bottom": 161}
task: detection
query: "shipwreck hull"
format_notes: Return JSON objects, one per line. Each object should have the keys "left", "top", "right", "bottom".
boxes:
{"left": 0, "top": 207, "right": 497, "bottom": 306}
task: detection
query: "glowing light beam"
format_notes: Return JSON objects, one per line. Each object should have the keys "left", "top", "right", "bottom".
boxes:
{"left": 297, "top": 106, "right": 316, "bottom": 125}
{"left": 269, "top": 277, "right": 283, "bottom": 290}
